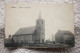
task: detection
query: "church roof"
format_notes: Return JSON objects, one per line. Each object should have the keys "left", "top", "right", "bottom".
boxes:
{"left": 14, "top": 26, "right": 36, "bottom": 35}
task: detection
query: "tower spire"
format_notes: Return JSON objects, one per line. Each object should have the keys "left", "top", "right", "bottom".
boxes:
{"left": 39, "top": 11, "right": 41, "bottom": 19}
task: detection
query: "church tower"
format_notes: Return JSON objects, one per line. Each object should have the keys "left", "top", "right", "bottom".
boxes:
{"left": 36, "top": 11, "right": 45, "bottom": 43}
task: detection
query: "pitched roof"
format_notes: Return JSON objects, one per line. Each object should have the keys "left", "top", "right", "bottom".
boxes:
{"left": 55, "top": 30, "right": 74, "bottom": 36}
{"left": 58, "top": 30, "right": 74, "bottom": 35}
{"left": 14, "top": 26, "right": 36, "bottom": 35}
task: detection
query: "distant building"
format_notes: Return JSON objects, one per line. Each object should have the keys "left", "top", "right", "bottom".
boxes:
{"left": 12, "top": 12, "right": 45, "bottom": 43}
{"left": 55, "top": 30, "right": 74, "bottom": 46}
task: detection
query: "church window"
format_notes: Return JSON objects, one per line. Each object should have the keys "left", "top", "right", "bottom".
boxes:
{"left": 37, "top": 21, "right": 39, "bottom": 24}
{"left": 42, "top": 33, "right": 44, "bottom": 35}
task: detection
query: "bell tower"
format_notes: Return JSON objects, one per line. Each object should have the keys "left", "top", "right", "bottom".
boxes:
{"left": 36, "top": 11, "right": 45, "bottom": 43}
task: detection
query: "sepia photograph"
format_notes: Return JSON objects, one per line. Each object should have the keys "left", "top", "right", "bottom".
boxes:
{"left": 5, "top": 3, "right": 75, "bottom": 48}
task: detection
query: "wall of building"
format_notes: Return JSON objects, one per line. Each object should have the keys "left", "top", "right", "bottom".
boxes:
{"left": 12, "top": 34, "right": 32, "bottom": 43}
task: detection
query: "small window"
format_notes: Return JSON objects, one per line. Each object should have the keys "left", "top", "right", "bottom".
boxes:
{"left": 37, "top": 21, "right": 39, "bottom": 24}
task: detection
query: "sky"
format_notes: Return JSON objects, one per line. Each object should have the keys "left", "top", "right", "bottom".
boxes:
{"left": 5, "top": 3, "right": 74, "bottom": 40}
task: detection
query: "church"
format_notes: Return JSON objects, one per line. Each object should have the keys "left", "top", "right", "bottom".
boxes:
{"left": 12, "top": 12, "right": 45, "bottom": 44}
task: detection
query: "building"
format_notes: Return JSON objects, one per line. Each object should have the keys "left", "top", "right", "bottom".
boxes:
{"left": 12, "top": 12, "right": 45, "bottom": 44}
{"left": 55, "top": 30, "right": 74, "bottom": 46}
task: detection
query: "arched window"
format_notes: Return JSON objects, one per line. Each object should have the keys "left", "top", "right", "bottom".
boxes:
{"left": 42, "top": 33, "right": 44, "bottom": 36}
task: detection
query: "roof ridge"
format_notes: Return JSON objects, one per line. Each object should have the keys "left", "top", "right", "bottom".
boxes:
{"left": 14, "top": 26, "right": 36, "bottom": 35}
